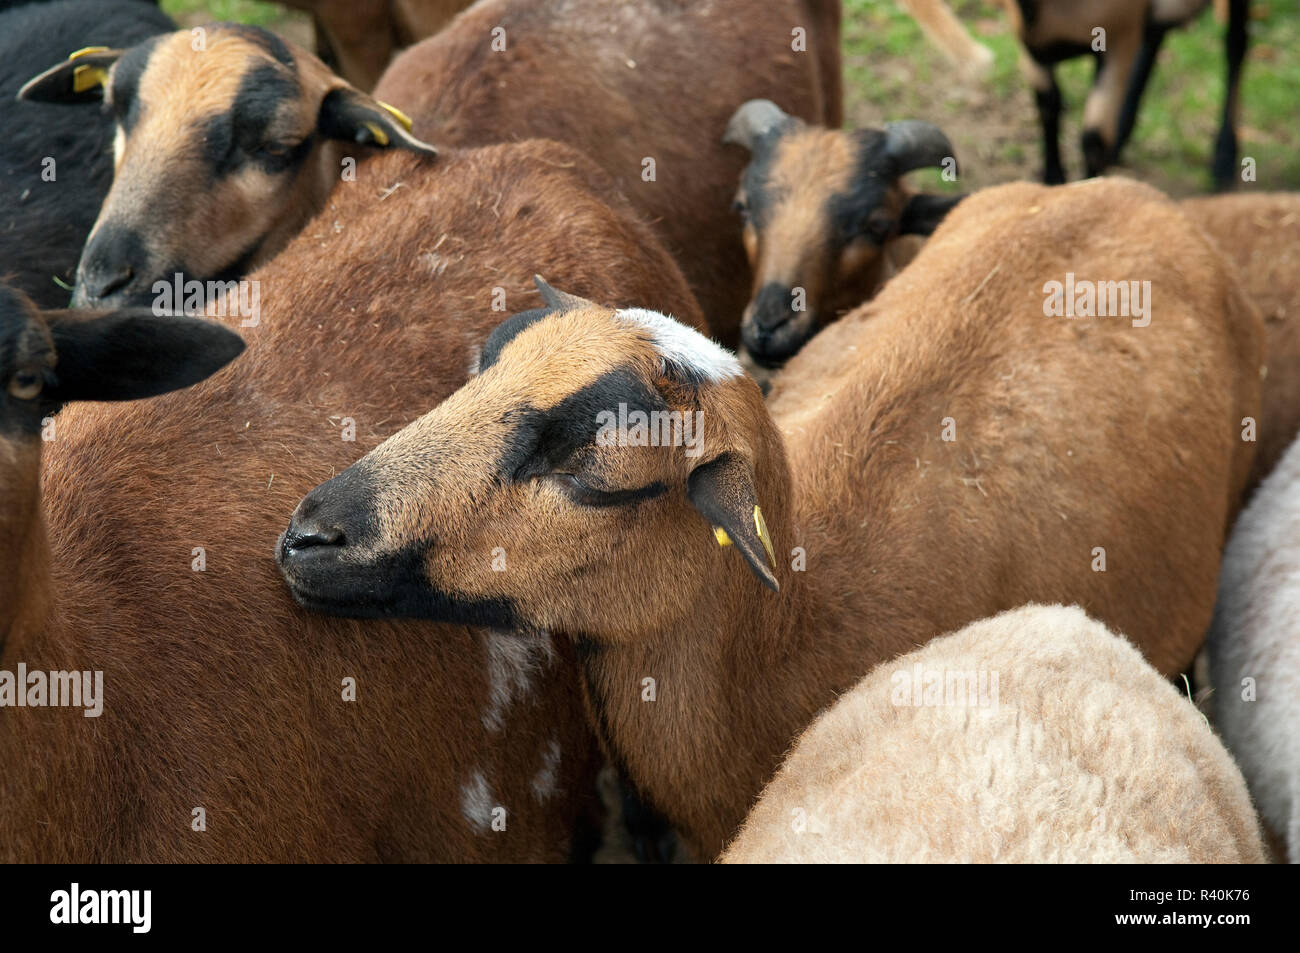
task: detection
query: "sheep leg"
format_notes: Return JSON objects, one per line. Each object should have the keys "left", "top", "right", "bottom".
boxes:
{"left": 1081, "top": 33, "right": 1142, "bottom": 178}
{"left": 1024, "top": 52, "right": 1066, "bottom": 184}
{"left": 1212, "top": 0, "right": 1249, "bottom": 191}
{"left": 1113, "top": 19, "right": 1171, "bottom": 161}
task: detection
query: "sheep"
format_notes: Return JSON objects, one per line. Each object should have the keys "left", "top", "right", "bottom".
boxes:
{"left": 274, "top": 0, "right": 477, "bottom": 91}
{"left": 374, "top": 0, "right": 842, "bottom": 344}
{"left": 1208, "top": 431, "right": 1300, "bottom": 863}
{"left": 1180, "top": 193, "right": 1300, "bottom": 490}
{"left": 0, "top": 0, "right": 174, "bottom": 309}
{"left": 0, "top": 284, "right": 245, "bottom": 646}
{"left": 1003, "top": 0, "right": 1248, "bottom": 188}
{"left": 0, "top": 139, "right": 704, "bottom": 861}
{"left": 20, "top": 2, "right": 839, "bottom": 343}
{"left": 721, "top": 99, "right": 962, "bottom": 368}
{"left": 720, "top": 604, "right": 1267, "bottom": 863}
{"left": 17, "top": 22, "right": 437, "bottom": 310}
{"left": 274, "top": 176, "right": 1263, "bottom": 859}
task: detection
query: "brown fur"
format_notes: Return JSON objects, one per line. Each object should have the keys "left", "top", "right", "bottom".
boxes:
{"left": 0, "top": 141, "right": 703, "bottom": 861}
{"left": 278, "top": 0, "right": 477, "bottom": 90}
{"left": 374, "top": 0, "right": 844, "bottom": 343}
{"left": 286, "top": 178, "right": 1262, "bottom": 859}
{"left": 1181, "top": 193, "right": 1300, "bottom": 489}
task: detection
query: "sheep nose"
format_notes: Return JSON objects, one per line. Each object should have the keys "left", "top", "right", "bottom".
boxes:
{"left": 282, "top": 524, "right": 345, "bottom": 553}
{"left": 74, "top": 223, "right": 147, "bottom": 307}
{"left": 76, "top": 262, "right": 135, "bottom": 305}
{"left": 747, "top": 282, "right": 799, "bottom": 333}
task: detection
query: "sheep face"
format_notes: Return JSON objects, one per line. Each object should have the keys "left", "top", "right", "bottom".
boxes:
{"left": 724, "top": 100, "right": 960, "bottom": 368}
{"left": 277, "top": 286, "right": 782, "bottom": 640}
{"left": 17, "top": 24, "right": 436, "bottom": 310}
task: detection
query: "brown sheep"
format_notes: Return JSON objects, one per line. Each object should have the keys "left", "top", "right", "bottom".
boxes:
{"left": 1181, "top": 193, "right": 1300, "bottom": 489}
{"left": 721, "top": 605, "right": 1267, "bottom": 864}
{"left": 721, "top": 99, "right": 961, "bottom": 367}
{"left": 274, "top": 178, "right": 1262, "bottom": 859}
{"left": 0, "top": 140, "right": 703, "bottom": 861}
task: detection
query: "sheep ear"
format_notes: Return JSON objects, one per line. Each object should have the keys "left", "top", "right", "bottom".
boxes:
{"left": 44, "top": 309, "right": 245, "bottom": 403}
{"left": 317, "top": 87, "right": 438, "bottom": 156}
{"left": 18, "top": 47, "right": 122, "bottom": 104}
{"left": 898, "top": 193, "right": 964, "bottom": 236}
{"left": 533, "top": 275, "right": 597, "bottom": 311}
{"left": 687, "top": 451, "right": 779, "bottom": 592}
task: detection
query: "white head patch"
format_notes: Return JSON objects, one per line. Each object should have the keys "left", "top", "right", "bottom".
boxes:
{"left": 615, "top": 308, "right": 744, "bottom": 383}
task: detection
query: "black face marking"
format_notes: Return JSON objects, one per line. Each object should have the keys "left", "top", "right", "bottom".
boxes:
{"left": 496, "top": 367, "right": 670, "bottom": 486}
{"left": 737, "top": 123, "right": 798, "bottom": 231}
{"left": 279, "top": 531, "right": 522, "bottom": 627}
{"left": 108, "top": 36, "right": 162, "bottom": 134}
{"left": 201, "top": 61, "right": 302, "bottom": 178}
{"left": 827, "top": 129, "right": 900, "bottom": 248}
{"left": 479, "top": 307, "right": 559, "bottom": 373}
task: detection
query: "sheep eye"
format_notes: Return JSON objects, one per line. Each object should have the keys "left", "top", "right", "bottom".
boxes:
{"left": 8, "top": 369, "right": 43, "bottom": 401}
{"left": 546, "top": 472, "right": 612, "bottom": 505}
{"left": 732, "top": 198, "right": 749, "bottom": 220}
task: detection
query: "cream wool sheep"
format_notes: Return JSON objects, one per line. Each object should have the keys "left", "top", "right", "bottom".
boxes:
{"left": 1209, "top": 432, "right": 1300, "bottom": 863}
{"left": 722, "top": 605, "right": 1266, "bottom": 864}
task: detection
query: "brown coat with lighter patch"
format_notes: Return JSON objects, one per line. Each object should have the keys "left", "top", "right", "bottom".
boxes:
{"left": 0, "top": 141, "right": 703, "bottom": 861}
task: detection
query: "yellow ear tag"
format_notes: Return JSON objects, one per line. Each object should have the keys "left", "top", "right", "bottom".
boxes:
{"left": 713, "top": 526, "right": 732, "bottom": 547}
{"left": 68, "top": 46, "right": 110, "bottom": 61}
{"left": 376, "top": 100, "right": 414, "bottom": 132}
{"left": 362, "top": 121, "right": 391, "bottom": 147}
{"left": 754, "top": 505, "right": 777, "bottom": 570}
{"left": 72, "top": 64, "right": 109, "bottom": 94}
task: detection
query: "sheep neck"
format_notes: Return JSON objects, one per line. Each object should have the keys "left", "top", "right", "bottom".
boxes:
{"left": 571, "top": 439, "right": 867, "bottom": 860}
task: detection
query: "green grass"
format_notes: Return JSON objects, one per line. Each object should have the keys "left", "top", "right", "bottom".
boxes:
{"left": 842, "top": 0, "right": 1300, "bottom": 195}
{"left": 160, "top": 0, "right": 294, "bottom": 28}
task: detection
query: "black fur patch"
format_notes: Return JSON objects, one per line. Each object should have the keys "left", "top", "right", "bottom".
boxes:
{"left": 109, "top": 35, "right": 162, "bottom": 133}
{"left": 201, "top": 61, "right": 301, "bottom": 177}
{"left": 497, "top": 367, "right": 669, "bottom": 485}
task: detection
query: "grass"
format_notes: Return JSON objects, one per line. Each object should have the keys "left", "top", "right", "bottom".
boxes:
{"left": 159, "top": 0, "right": 293, "bottom": 27}
{"left": 842, "top": 0, "right": 1300, "bottom": 196}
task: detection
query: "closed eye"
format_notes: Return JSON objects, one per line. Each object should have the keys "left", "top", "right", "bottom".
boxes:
{"left": 545, "top": 472, "right": 668, "bottom": 508}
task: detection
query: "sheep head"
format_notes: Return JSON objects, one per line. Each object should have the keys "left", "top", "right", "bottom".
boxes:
{"left": 724, "top": 99, "right": 962, "bottom": 368}
{"left": 18, "top": 24, "right": 437, "bottom": 310}
{"left": 277, "top": 280, "right": 787, "bottom": 641}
